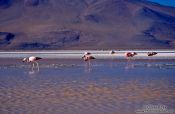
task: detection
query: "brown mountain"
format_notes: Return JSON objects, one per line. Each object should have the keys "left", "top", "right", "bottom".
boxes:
{"left": 0, "top": 0, "right": 175, "bottom": 50}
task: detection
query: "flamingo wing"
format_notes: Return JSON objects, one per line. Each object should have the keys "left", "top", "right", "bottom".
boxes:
{"left": 89, "top": 56, "right": 96, "bottom": 59}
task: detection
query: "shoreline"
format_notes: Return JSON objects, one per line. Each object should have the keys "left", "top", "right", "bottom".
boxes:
{"left": 0, "top": 58, "right": 175, "bottom": 67}
{"left": 0, "top": 50, "right": 175, "bottom": 60}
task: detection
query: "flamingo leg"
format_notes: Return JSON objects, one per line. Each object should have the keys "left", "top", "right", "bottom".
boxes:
{"left": 86, "top": 61, "right": 89, "bottom": 73}
{"left": 84, "top": 61, "right": 88, "bottom": 72}
{"left": 32, "top": 62, "right": 35, "bottom": 71}
{"left": 112, "top": 54, "right": 115, "bottom": 60}
{"left": 125, "top": 57, "right": 130, "bottom": 70}
{"left": 110, "top": 55, "right": 114, "bottom": 68}
{"left": 35, "top": 61, "right": 39, "bottom": 71}
{"left": 126, "top": 57, "right": 130, "bottom": 62}
{"left": 88, "top": 60, "right": 90, "bottom": 66}
{"left": 84, "top": 60, "right": 91, "bottom": 73}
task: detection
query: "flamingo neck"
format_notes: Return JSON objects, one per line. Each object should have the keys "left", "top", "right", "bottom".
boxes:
{"left": 26, "top": 58, "right": 30, "bottom": 62}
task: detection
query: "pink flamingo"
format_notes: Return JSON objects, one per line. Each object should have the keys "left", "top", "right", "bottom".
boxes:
{"left": 82, "top": 52, "right": 95, "bottom": 62}
{"left": 23, "top": 56, "right": 42, "bottom": 71}
{"left": 82, "top": 52, "right": 95, "bottom": 67}
{"left": 110, "top": 50, "right": 115, "bottom": 54}
{"left": 109, "top": 50, "right": 115, "bottom": 67}
{"left": 125, "top": 52, "right": 137, "bottom": 57}
{"left": 147, "top": 52, "right": 157, "bottom": 56}
{"left": 82, "top": 52, "right": 95, "bottom": 72}
{"left": 125, "top": 52, "right": 137, "bottom": 62}
{"left": 124, "top": 52, "right": 137, "bottom": 69}
{"left": 147, "top": 52, "right": 158, "bottom": 63}
{"left": 82, "top": 52, "right": 96, "bottom": 72}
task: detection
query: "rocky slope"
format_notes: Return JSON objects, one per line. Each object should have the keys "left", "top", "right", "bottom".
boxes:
{"left": 0, "top": 0, "right": 175, "bottom": 50}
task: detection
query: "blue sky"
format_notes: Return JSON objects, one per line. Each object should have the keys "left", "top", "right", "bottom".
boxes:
{"left": 147, "top": 0, "right": 175, "bottom": 7}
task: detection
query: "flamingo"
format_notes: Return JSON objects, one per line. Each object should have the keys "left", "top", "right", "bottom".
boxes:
{"left": 125, "top": 52, "right": 137, "bottom": 57}
{"left": 109, "top": 50, "right": 115, "bottom": 67}
{"left": 124, "top": 52, "right": 137, "bottom": 69}
{"left": 23, "top": 56, "right": 42, "bottom": 71}
{"left": 110, "top": 50, "right": 115, "bottom": 54}
{"left": 82, "top": 52, "right": 95, "bottom": 72}
{"left": 147, "top": 52, "right": 157, "bottom": 56}
{"left": 147, "top": 52, "right": 157, "bottom": 63}
{"left": 82, "top": 52, "right": 95, "bottom": 61}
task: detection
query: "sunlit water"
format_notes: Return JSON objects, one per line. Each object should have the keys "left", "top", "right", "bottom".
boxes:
{"left": 0, "top": 59, "right": 174, "bottom": 114}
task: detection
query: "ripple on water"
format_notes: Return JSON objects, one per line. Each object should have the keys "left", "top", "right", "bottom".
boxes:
{"left": 0, "top": 61, "right": 175, "bottom": 114}
{"left": 0, "top": 79, "right": 174, "bottom": 114}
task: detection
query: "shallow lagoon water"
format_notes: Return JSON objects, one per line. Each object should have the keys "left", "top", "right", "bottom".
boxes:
{"left": 0, "top": 59, "right": 175, "bottom": 114}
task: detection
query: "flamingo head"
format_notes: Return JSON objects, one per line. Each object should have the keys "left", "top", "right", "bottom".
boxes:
{"left": 84, "top": 52, "right": 91, "bottom": 55}
{"left": 110, "top": 50, "right": 115, "bottom": 54}
{"left": 22, "top": 58, "right": 28, "bottom": 62}
{"left": 82, "top": 55, "right": 85, "bottom": 58}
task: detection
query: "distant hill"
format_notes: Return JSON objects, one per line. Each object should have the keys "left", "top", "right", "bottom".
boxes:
{"left": 0, "top": 0, "right": 175, "bottom": 50}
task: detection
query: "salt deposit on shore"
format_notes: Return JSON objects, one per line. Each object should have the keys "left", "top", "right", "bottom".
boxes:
{"left": 0, "top": 50, "right": 175, "bottom": 59}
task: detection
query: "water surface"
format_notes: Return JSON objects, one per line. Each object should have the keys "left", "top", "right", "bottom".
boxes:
{"left": 0, "top": 59, "right": 174, "bottom": 114}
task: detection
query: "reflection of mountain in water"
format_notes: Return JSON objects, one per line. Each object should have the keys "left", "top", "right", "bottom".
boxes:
{"left": 0, "top": 0, "right": 175, "bottom": 50}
